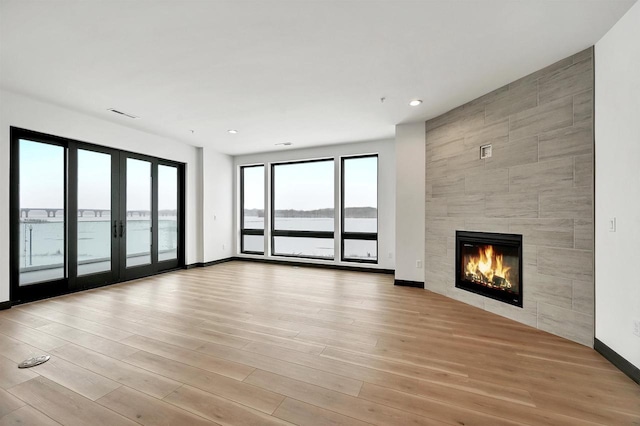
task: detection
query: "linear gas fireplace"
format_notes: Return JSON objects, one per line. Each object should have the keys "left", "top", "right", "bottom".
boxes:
{"left": 455, "top": 231, "right": 523, "bottom": 308}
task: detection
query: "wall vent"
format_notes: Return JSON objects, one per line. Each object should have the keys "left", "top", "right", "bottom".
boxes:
{"left": 107, "top": 108, "right": 139, "bottom": 119}
{"left": 480, "top": 144, "right": 492, "bottom": 159}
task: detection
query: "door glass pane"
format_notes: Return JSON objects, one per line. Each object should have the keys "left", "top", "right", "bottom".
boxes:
{"left": 126, "top": 158, "right": 151, "bottom": 267}
{"left": 158, "top": 165, "right": 178, "bottom": 262}
{"left": 78, "top": 150, "right": 111, "bottom": 276}
{"left": 343, "top": 156, "right": 377, "bottom": 233}
{"left": 19, "top": 140, "right": 65, "bottom": 285}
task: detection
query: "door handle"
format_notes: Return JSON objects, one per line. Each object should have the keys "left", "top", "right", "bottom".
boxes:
{"left": 119, "top": 220, "right": 124, "bottom": 238}
{"left": 113, "top": 220, "right": 118, "bottom": 238}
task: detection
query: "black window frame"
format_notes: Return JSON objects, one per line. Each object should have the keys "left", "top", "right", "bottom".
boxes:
{"left": 270, "top": 158, "right": 335, "bottom": 261}
{"left": 340, "top": 154, "right": 378, "bottom": 264}
{"left": 239, "top": 164, "right": 265, "bottom": 255}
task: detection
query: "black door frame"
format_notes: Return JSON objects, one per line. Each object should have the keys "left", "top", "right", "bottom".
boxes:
{"left": 69, "top": 142, "right": 121, "bottom": 292}
{"left": 10, "top": 128, "right": 68, "bottom": 302}
{"left": 119, "top": 152, "right": 157, "bottom": 281}
{"left": 119, "top": 154, "right": 183, "bottom": 280}
{"left": 156, "top": 158, "right": 184, "bottom": 272}
{"left": 9, "top": 127, "right": 186, "bottom": 304}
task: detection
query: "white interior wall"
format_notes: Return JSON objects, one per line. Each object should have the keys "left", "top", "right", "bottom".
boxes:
{"left": 394, "top": 122, "right": 426, "bottom": 283}
{"left": 233, "top": 139, "right": 396, "bottom": 270}
{"left": 202, "top": 146, "right": 234, "bottom": 262}
{"left": 0, "top": 90, "right": 203, "bottom": 302}
{"left": 595, "top": 1, "right": 640, "bottom": 368}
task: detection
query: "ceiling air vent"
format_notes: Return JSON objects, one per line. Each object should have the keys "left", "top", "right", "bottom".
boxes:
{"left": 107, "top": 108, "right": 139, "bottom": 119}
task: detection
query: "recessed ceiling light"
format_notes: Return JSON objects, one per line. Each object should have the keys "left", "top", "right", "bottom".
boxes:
{"left": 275, "top": 142, "right": 292, "bottom": 146}
{"left": 227, "top": 129, "right": 238, "bottom": 134}
{"left": 409, "top": 100, "right": 423, "bottom": 107}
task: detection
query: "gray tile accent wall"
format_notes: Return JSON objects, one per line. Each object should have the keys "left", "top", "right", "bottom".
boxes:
{"left": 425, "top": 48, "right": 594, "bottom": 346}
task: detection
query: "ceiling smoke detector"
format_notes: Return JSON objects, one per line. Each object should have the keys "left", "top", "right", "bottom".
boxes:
{"left": 107, "top": 108, "right": 139, "bottom": 119}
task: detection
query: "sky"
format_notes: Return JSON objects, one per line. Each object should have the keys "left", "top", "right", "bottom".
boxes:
{"left": 79, "top": 149, "right": 111, "bottom": 210}
{"left": 20, "top": 139, "right": 177, "bottom": 212}
{"left": 126, "top": 158, "right": 151, "bottom": 211}
{"left": 244, "top": 156, "right": 377, "bottom": 211}
{"left": 20, "top": 138, "right": 374, "bottom": 214}
{"left": 20, "top": 139, "right": 65, "bottom": 208}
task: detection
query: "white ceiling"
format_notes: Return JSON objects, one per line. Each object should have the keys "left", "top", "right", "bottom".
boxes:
{"left": 0, "top": 0, "right": 635, "bottom": 155}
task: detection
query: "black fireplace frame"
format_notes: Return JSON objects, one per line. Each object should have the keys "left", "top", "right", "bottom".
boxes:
{"left": 455, "top": 230, "right": 523, "bottom": 308}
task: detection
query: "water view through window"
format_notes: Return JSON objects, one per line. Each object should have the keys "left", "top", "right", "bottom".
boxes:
{"left": 19, "top": 149, "right": 181, "bottom": 282}
{"left": 342, "top": 155, "right": 378, "bottom": 262}
{"left": 19, "top": 139, "right": 65, "bottom": 285}
{"left": 126, "top": 158, "right": 152, "bottom": 267}
{"left": 272, "top": 159, "right": 335, "bottom": 258}
{"left": 13, "top": 128, "right": 185, "bottom": 300}
{"left": 158, "top": 165, "right": 178, "bottom": 261}
{"left": 241, "top": 165, "right": 265, "bottom": 253}
{"left": 77, "top": 149, "right": 112, "bottom": 276}
{"left": 241, "top": 155, "right": 379, "bottom": 261}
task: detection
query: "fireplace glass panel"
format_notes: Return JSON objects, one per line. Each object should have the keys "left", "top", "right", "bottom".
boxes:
{"left": 455, "top": 231, "right": 523, "bottom": 307}
{"left": 459, "top": 243, "right": 520, "bottom": 296}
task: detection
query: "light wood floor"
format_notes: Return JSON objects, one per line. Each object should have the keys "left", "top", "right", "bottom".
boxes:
{"left": 0, "top": 261, "right": 638, "bottom": 425}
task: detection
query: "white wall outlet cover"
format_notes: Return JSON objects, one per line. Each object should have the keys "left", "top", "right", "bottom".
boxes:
{"left": 608, "top": 217, "right": 616, "bottom": 232}
{"left": 633, "top": 319, "right": 640, "bottom": 337}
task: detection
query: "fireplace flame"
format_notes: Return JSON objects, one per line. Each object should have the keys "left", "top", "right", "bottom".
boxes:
{"left": 464, "top": 245, "right": 512, "bottom": 289}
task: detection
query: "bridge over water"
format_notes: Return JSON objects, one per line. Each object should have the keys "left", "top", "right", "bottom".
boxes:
{"left": 20, "top": 208, "right": 177, "bottom": 218}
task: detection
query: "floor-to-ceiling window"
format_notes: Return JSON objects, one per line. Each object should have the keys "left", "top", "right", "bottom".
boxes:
{"left": 341, "top": 155, "right": 378, "bottom": 263}
{"left": 10, "top": 127, "right": 185, "bottom": 303}
{"left": 271, "top": 159, "right": 335, "bottom": 260}
{"left": 240, "top": 165, "right": 265, "bottom": 254}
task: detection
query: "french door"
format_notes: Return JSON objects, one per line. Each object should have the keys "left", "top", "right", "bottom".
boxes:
{"left": 119, "top": 155, "right": 182, "bottom": 281}
{"left": 10, "top": 127, "right": 185, "bottom": 303}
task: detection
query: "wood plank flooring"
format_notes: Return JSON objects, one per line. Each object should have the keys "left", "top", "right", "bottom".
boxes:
{"left": 0, "top": 261, "right": 638, "bottom": 425}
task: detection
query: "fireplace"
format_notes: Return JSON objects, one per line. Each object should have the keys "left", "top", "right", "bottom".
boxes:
{"left": 455, "top": 231, "right": 523, "bottom": 308}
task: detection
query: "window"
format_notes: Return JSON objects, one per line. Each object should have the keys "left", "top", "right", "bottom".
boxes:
{"left": 238, "top": 154, "right": 379, "bottom": 263}
{"left": 272, "top": 159, "right": 334, "bottom": 259}
{"left": 342, "top": 155, "right": 378, "bottom": 263}
{"left": 240, "top": 165, "right": 265, "bottom": 254}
